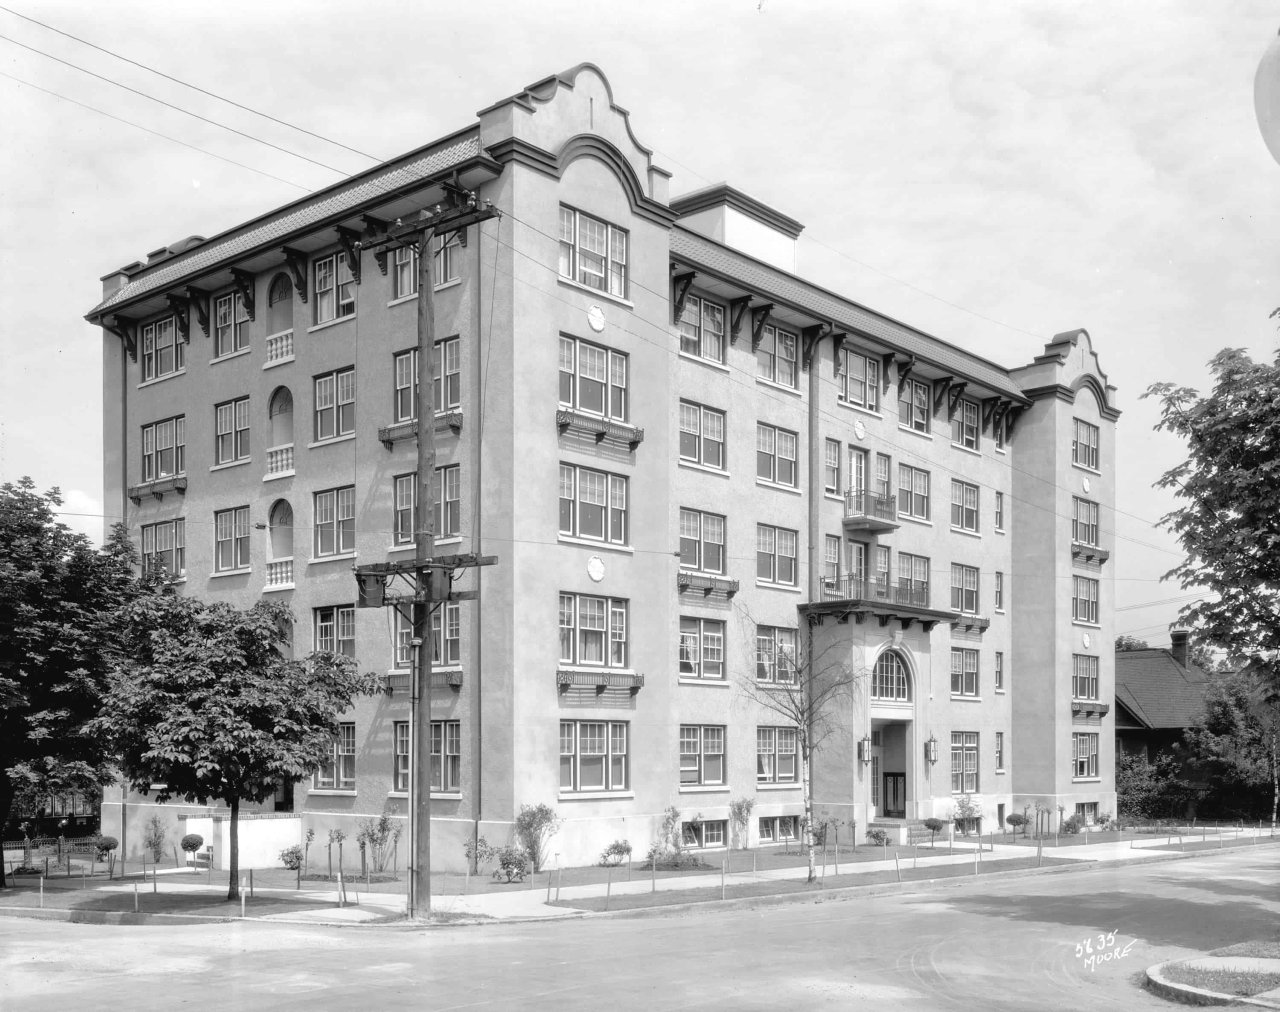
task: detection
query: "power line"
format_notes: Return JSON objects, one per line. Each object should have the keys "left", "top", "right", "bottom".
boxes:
{"left": 0, "top": 4, "right": 383, "bottom": 163}
{"left": 0, "top": 31, "right": 351, "bottom": 176}
{"left": 0, "top": 73, "right": 310, "bottom": 191}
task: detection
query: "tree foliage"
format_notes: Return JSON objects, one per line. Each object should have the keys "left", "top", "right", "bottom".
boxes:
{"left": 94, "top": 595, "right": 381, "bottom": 899}
{"left": 1114, "top": 749, "right": 1186, "bottom": 820}
{"left": 1146, "top": 349, "right": 1280, "bottom": 688}
{"left": 0, "top": 478, "right": 144, "bottom": 888}
{"left": 1115, "top": 635, "right": 1150, "bottom": 651}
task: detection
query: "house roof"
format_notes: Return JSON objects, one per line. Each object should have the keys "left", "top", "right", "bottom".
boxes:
{"left": 669, "top": 227, "right": 1030, "bottom": 403}
{"left": 1114, "top": 648, "right": 1209, "bottom": 730}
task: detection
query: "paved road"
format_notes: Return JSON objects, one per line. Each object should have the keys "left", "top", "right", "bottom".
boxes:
{"left": 2, "top": 848, "right": 1275, "bottom": 1010}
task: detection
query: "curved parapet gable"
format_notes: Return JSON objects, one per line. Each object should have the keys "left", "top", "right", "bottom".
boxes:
{"left": 1011, "top": 326, "right": 1120, "bottom": 420}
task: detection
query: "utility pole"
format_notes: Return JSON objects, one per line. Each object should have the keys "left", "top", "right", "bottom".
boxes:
{"left": 355, "top": 184, "right": 498, "bottom": 919}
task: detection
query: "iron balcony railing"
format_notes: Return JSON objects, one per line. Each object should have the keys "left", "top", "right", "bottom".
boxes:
{"left": 843, "top": 490, "right": 898, "bottom": 523}
{"left": 819, "top": 575, "right": 930, "bottom": 609}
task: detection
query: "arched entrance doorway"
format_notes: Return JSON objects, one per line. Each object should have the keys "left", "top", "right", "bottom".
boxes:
{"left": 869, "top": 649, "right": 914, "bottom": 819}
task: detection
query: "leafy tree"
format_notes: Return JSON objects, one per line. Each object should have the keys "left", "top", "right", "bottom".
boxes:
{"left": 94, "top": 596, "right": 381, "bottom": 900}
{"left": 0, "top": 479, "right": 144, "bottom": 889}
{"left": 1146, "top": 349, "right": 1280, "bottom": 689}
{"left": 1114, "top": 749, "right": 1185, "bottom": 820}
{"left": 1182, "top": 668, "right": 1280, "bottom": 826}
{"left": 1115, "top": 635, "right": 1150, "bottom": 651}
{"left": 737, "top": 620, "right": 858, "bottom": 883}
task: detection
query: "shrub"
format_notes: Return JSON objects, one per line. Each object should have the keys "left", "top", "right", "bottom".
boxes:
{"left": 811, "top": 814, "right": 842, "bottom": 848}
{"left": 280, "top": 844, "right": 304, "bottom": 870}
{"left": 1061, "top": 814, "right": 1083, "bottom": 836}
{"left": 866, "top": 828, "right": 889, "bottom": 846}
{"left": 515, "top": 803, "right": 561, "bottom": 873}
{"left": 599, "top": 839, "right": 632, "bottom": 866}
{"left": 493, "top": 845, "right": 529, "bottom": 882}
{"left": 180, "top": 833, "right": 204, "bottom": 853}
{"left": 94, "top": 835, "right": 119, "bottom": 857}
{"left": 1096, "top": 812, "right": 1112, "bottom": 830}
{"left": 356, "top": 813, "right": 402, "bottom": 874}
{"left": 465, "top": 835, "right": 498, "bottom": 870}
{"left": 1005, "top": 812, "right": 1027, "bottom": 835}
{"left": 729, "top": 797, "right": 755, "bottom": 849}
{"left": 923, "top": 817, "right": 945, "bottom": 845}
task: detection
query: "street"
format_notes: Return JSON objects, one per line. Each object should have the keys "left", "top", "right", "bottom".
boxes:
{"left": 2, "top": 848, "right": 1275, "bottom": 1010}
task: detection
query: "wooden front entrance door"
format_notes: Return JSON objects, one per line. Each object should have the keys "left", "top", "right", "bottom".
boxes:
{"left": 883, "top": 773, "right": 905, "bottom": 818}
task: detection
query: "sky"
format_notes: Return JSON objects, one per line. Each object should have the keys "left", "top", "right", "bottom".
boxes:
{"left": 2, "top": 0, "right": 1278, "bottom": 650}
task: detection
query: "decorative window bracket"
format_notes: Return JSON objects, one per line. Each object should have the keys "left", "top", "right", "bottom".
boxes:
{"left": 949, "top": 614, "right": 991, "bottom": 633}
{"left": 557, "top": 670, "right": 644, "bottom": 695}
{"left": 127, "top": 475, "right": 188, "bottom": 505}
{"left": 377, "top": 412, "right": 464, "bottom": 449}
{"left": 676, "top": 572, "right": 739, "bottom": 599}
{"left": 1071, "top": 543, "right": 1111, "bottom": 565}
{"left": 555, "top": 409, "right": 643, "bottom": 451}
{"left": 1071, "top": 700, "right": 1110, "bottom": 716}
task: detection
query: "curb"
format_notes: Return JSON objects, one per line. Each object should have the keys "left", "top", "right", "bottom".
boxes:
{"left": 1145, "top": 961, "right": 1280, "bottom": 1009}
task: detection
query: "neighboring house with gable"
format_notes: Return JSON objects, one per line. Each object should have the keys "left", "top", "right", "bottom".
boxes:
{"left": 1115, "top": 630, "right": 1209, "bottom": 760}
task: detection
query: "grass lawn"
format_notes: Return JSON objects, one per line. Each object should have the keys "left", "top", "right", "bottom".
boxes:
{"left": 1160, "top": 963, "right": 1280, "bottom": 997}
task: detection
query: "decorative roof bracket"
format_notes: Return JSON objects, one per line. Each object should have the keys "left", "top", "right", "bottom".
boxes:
{"left": 363, "top": 215, "right": 390, "bottom": 276}
{"left": 932, "top": 377, "right": 952, "bottom": 415}
{"left": 981, "top": 396, "right": 1000, "bottom": 431}
{"left": 947, "top": 382, "right": 968, "bottom": 420}
{"left": 896, "top": 354, "right": 916, "bottom": 389}
{"left": 185, "top": 286, "right": 210, "bottom": 338}
{"left": 281, "top": 247, "right": 308, "bottom": 302}
{"left": 166, "top": 295, "right": 190, "bottom": 342}
{"left": 672, "top": 271, "right": 696, "bottom": 324}
{"left": 750, "top": 304, "right": 773, "bottom": 352}
{"left": 728, "top": 296, "right": 750, "bottom": 344}
{"left": 335, "top": 226, "right": 362, "bottom": 285}
{"left": 831, "top": 332, "right": 847, "bottom": 375}
{"left": 230, "top": 269, "right": 256, "bottom": 321}
{"left": 801, "top": 324, "right": 830, "bottom": 372}
{"left": 880, "top": 352, "right": 896, "bottom": 393}
{"left": 104, "top": 314, "right": 136, "bottom": 361}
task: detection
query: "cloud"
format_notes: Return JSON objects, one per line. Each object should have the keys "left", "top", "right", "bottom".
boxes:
{"left": 57, "top": 488, "right": 104, "bottom": 546}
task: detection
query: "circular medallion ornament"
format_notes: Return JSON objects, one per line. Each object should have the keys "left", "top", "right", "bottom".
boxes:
{"left": 1082, "top": 632, "right": 1091, "bottom": 650}
{"left": 587, "top": 556, "right": 605, "bottom": 583}
{"left": 1082, "top": 477, "right": 1091, "bottom": 494}
{"left": 853, "top": 419, "right": 867, "bottom": 441}
{"left": 587, "top": 305, "right": 606, "bottom": 333}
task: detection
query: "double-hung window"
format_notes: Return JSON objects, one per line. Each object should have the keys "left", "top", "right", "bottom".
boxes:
{"left": 950, "top": 647, "right": 979, "bottom": 696}
{"left": 434, "top": 337, "right": 461, "bottom": 412}
{"left": 393, "top": 349, "right": 418, "bottom": 422}
{"left": 1072, "top": 733, "right": 1099, "bottom": 779}
{"left": 213, "top": 506, "right": 249, "bottom": 572}
{"left": 679, "top": 725, "right": 725, "bottom": 786}
{"left": 995, "top": 651, "right": 1005, "bottom": 691}
{"left": 393, "top": 474, "right": 416, "bottom": 545}
{"left": 677, "top": 295, "right": 726, "bottom": 363}
{"left": 431, "top": 720, "right": 461, "bottom": 792}
{"left": 951, "top": 732, "right": 979, "bottom": 793}
{"left": 1072, "top": 497, "right": 1099, "bottom": 546}
{"left": 559, "top": 206, "right": 628, "bottom": 297}
{"left": 951, "top": 398, "right": 979, "bottom": 449}
{"left": 315, "top": 722, "right": 355, "bottom": 790}
{"left": 950, "top": 480, "right": 979, "bottom": 532}
{"left": 560, "top": 465, "right": 627, "bottom": 545}
{"left": 560, "top": 720, "right": 628, "bottom": 792}
{"left": 1072, "top": 576, "right": 1099, "bottom": 623}
{"left": 1073, "top": 418, "right": 1100, "bottom": 469}
{"left": 995, "top": 491, "right": 1006, "bottom": 531}
{"left": 756, "top": 325, "right": 797, "bottom": 387}
{"left": 950, "top": 564, "right": 980, "bottom": 614}
{"left": 314, "top": 251, "right": 355, "bottom": 324}
{"left": 678, "top": 401, "right": 725, "bottom": 469}
{"left": 757, "top": 727, "right": 798, "bottom": 784}
{"left": 756, "top": 524, "right": 797, "bottom": 585}
{"left": 141, "top": 416, "right": 185, "bottom": 481}
{"left": 393, "top": 722, "right": 411, "bottom": 792}
{"left": 314, "top": 486, "right": 356, "bottom": 557}
{"left": 839, "top": 349, "right": 880, "bottom": 410}
{"left": 995, "top": 571, "right": 1005, "bottom": 610}
{"left": 393, "top": 610, "right": 413, "bottom": 668}
{"left": 995, "top": 732, "right": 1005, "bottom": 772}
{"left": 314, "top": 367, "right": 355, "bottom": 441}
{"left": 824, "top": 534, "right": 840, "bottom": 585}
{"left": 141, "top": 519, "right": 185, "bottom": 577}
{"left": 432, "top": 602, "right": 461, "bottom": 665}
{"left": 214, "top": 397, "right": 250, "bottom": 465}
{"left": 433, "top": 232, "right": 461, "bottom": 286}
{"left": 434, "top": 464, "right": 461, "bottom": 538}
{"left": 679, "top": 617, "right": 725, "bottom": 680}
{"left": 558, "top": 593, "right": 628, "bottom": 668}
{"left": 1072, "top": 654, "right": 1099, "bottom": 700}
{"left": 898, "top": 552, "right": 929, "bottom": 598}
{"left": 678, "top": 508, "right": 724, "bottom": 573}
{"left": 213, "top": 292, "right": 249, "bottom": 358}
{"left": 898, "top": 377, "right": 930, "bottom": 433}
{"left": 314, "top": 604, "right": 355, "bottom": 657}
{"left": 559, "top": 336, "right": 627, "bottom": 420}
{"left": 393, "top": 246, "right": 418, "bottom": 299}
{"left": 140, "top": 316, "right": 183, "bottom": 382}
{"left": 756, "top": 626, "right": 797, "bottom": 683}
{"left": 898, "top": 464, "right": 930, "bottom": 520}
{"left": 824, "top": 439, "right": 841, "bottom": 495}
{"left": 756, "top": 423, "right": 798, "bottom": 486}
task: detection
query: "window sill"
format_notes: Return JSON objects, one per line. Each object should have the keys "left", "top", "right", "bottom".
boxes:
{"left": 756, "top": 478, "right": 802, "bottom": 496}
{"left": 1072, "top": 778, "right": 1102, "bottom": 784}
{"left": 677, "top": 352, "right": 730, "bottom": 373}
{"left": 678, "top": 460, "right": 730, "bottom": 478}
{"left": 951, "top": 443, "right": 982, "bottom": 457}
{"left": 558, "top": 791, "right": 635, "bottom": 801}
{"left": 387, "top": 543, "right": 416, "bottom": 554}
{"left": 1072, "top": 463, "right": 1103, "bottom": 477}
{"left": 995, "top": 447, "right": 1008, "bottom": 455}
{"left": 678, "top": 785, "right": 730, "bottom": 794}
{"left": 837, "top": 401, "right": 882, "bottom": 420}
{"left": 756, "top": 377, "right": 801, "bottom": 397}
{"left": 558, "top": 535, "right": 634, "bottom": 554}
{"left": 995, "top": 768, "right": 1007, "bottom": 775}
{"left": 307, "top": 434, "right": 356, "bottom": 449}
{"left": 677, "top": 677, "right": 730, "bottom": 688}
{"left": 262, "top": 583, "right": 294, "bottom": 593}
{"left": 1072, "top": 621, "right": 1103, "bottom": 630}
{"left": 950, "top": 527, "right": 981, "bottom": 539}
{"left": 263, "top": 470, "right": 295, "bottom": 482}
{"left": 755, "top": 581, "right": 802, "bottom": 594}
{"left": 994, "top": 526, "right": 1006, "bottom": 535}
{"left": 950, "top": 695, "right": 983, "bottom": 702}
{"left": 211, "top": 568, "right": 251, "bottom": 579}
{"left": 557, "top": 276, "right": 634, "bottom": 309}
{"left": 897, "top": 515, "right": 933, "bottom": 527}
{"left": 137, "top": 370, "right": 187, "bottom": 390}
{"left": 757, "top": 782, "right": 801, "bottom": 791}
{"left": 897, "top": 425, "right": 933, "bottom": 440}
{"left": 995, "top": 608, "right": 1006, "bottom": 616}
{"left": 307, "top": 316, "right": 356, "bottom": 335}
{"left": 263, "top": 355, "right": 295, "bottom": 371}
{"left": 210, "top": 348, "right": 252, "bottom": 366}
{"left": 995, "top": 688, "right": 1006, "bottom": 695}
{"left": 824, "top": 491, "right": 843, "bottom": 502}
{"left": 435, "top": 278, "right": 462, "bottom": 294}
{"left": 210, "top": 459, "right": 250, "bottom": 472}
{"left": 309, "top": 553, "right": 357, "bottom": 566}
{"left": 387, "top": 293, "right": 417, "bottom": 309}
{"left": 308, "top": 789, "right": 356, "bottom": 797}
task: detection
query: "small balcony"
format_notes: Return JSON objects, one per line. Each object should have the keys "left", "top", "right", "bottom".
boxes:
{"left": 1071, "top": 699, "right": 1110, "bottom": 717}
{"left": 127, "top": 474, "right": 188, "bottom": 505}
{"left": 265, "top": 559, "right": 293, "bottom": 588}
{"left": 265, "top": 444, "right": 294, "bottom": 477}
{"left": 555, "top": 408, "right": 644, "bottom": 451}
{"left": 556, "top": 670, "right": 644, "bottom": 695}
{"left": 821, "top": 576, "right": 929, "bottom": 609}
{"left": 677, "top": 571, "right": 739, "bottom": 599}
{"left": 805, "top": 575, "right": 953, "bottom": 632}
{"left": 1071, "top": 541, "right": 1111, "bottom": 565}
{"left": 377, "top": 412, "right": 464, "bottom": 449}
{"left": 265, "top": 330, "right": 294, "bottom": 365}
{"left": 842, "top": 490, "right": 899, "bottom": 533}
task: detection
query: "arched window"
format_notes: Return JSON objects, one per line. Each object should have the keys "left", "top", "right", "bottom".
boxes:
{"left": 266, "top": 272, "right": 293, "bottom": 335}
{"left": 268, "top": 500, "right": 293, "bottom": 562}
{"left": 872, "top": 651, "right": 911, "bottom": 701}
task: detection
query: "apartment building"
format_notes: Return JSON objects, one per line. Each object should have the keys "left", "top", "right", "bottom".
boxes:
{"left": 89, "top": 64, "right": 1118, "bottom": 869}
